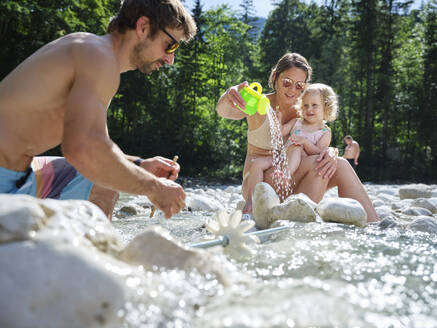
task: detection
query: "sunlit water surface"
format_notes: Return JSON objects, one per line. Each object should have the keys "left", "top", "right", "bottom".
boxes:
{"left": 112, "top": 193, "right": 437, "bottom": 328}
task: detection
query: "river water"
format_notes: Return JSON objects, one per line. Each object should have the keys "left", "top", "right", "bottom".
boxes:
{"left": 112, "top": 186, "right": 437, "bottom": 328}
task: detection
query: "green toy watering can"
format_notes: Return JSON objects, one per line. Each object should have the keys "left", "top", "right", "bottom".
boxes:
{"left": 237, "top": 82, "right": 270, "bottom": 116}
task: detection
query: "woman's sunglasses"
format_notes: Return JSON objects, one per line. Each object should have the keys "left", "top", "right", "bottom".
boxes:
{"left": 161, "top": 28, "right": 179, "bottom": 54}
{"left": 282, "top": 78, "right": 306, "bottom": 90}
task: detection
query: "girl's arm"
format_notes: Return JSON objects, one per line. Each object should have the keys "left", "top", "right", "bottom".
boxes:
{"left": 301, "top": 130, "right": 332, "bottom": 155}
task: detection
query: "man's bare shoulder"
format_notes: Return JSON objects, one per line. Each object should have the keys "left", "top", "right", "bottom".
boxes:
{"left": 66, "top": 33, "right": 118, "bottom": 73}
{"left": 61, "top": 33, "right": 120, "bottom": 94}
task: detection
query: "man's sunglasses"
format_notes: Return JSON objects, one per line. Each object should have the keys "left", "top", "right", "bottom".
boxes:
{"left": 161, "top": 28, "right": 179, "bottom": 54}
{"left": 282, "top": 78, "right": 306, "bottom": 90}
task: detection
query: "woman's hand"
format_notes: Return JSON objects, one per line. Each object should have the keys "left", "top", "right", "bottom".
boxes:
{"left": 315, "top": 147, "right": 338, "bottom": 179}
{"left": 222, "top": 81, "right": 248, "bottom": 110}
{"left": 140, "top": 156, "right": 180, "bottom": 181}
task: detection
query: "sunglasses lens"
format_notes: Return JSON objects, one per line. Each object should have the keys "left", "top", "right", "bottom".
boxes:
{"left": 166, "top": 42, "right": 179, "bottom": 54}
{"left": 296, "top": 82, "right": 305, "bottom": 90}
{"left": 283, "top": 79, "right": 292, "bottom": 88}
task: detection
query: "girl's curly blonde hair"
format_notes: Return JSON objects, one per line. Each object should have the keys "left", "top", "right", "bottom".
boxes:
{"left": 298, "top": 83, "right": 338, "bottom": 122}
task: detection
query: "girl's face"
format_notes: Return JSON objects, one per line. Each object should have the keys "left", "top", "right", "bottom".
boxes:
{"left": 274, "top": 67, "right": 307, "bottom": 106}
{"left": 301, "top": 92, "right": 325, "bottom": 124}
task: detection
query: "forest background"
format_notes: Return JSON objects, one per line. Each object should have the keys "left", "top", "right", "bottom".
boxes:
{"left": 1, "top": 0, "right": 436, "bottom": 183}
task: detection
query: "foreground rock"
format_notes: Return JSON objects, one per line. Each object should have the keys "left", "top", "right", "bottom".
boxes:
{"left": 0, "top": 239, "right": 125, "bottom": 328}
{"left": 0, "top": 194, "right": 226, "bottom": 328}
{"left": 270, "top": 193, "right": 317, "bottom": 225}
{"left": 399, "top": 184, "right": 432, "bottom": 199}
{"left": 120, "top": 226, "right": 227, "bottom": 284}
{"left": 253, "top": 183, "right": 317, "bottom": 229}
{"left": 316, "top": 198, "right": 367, "bottom": 227}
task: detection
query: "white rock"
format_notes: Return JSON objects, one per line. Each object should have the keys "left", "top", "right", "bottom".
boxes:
{"left": 0, "top": 194, "right": 49, "bottom": 243}
{"left": 316, "top": 198, "right": 367, "bottom": 227}
{"left": 407, "top": 217, "right": 437, "bottom": 233}
{"left": 375, "top": 205, "right": 394, "bottom": 219}
{"left": 378, "top": 193, "right": 398, "bottom": 204}
{"left": 236, "top": 200, "right": 246, "bottom": 211}
{"left": 376, "top": 188, "right": 398, "bottom": 196}
{"left": 378, "top": 216, "right": 401, "bottom": 229}
{"left": 399, "top": 184, "right": 432, "bottom": 199}
{"left": 401, "top": 207, "right": 432, "bottom": 217}
{"left": 234, "top": 185, "right": 242, "bottom": 194}
{"left": 252, "top": 183, "right": 280, "bottom": 229}
{"left": 372, "top": 199, "right": 385, "bottom": 208}
{"left": 117, "top": 203, "right": 144, "bottom": 217}
{"left": 428, "top": 197, "right": 437, "bottom": 208}
{"left": 0, "top": 195, "right": 126, "bottom": 328}
{"left": 0, "top": 239, "right": 125, "bottom": 328}
{"left": 120, "top": 226, "right": 226, "bottom": 283}
{"left": 228, "top": 193, "right": 244, "bottom": 204}
{"left": 391, "top": 199, "right": 413, "bottom": 210}
{"left": 270, "top": 194, "right": 317, "bottom": 226}
{"left": 186, "top": 194, "right": 224, "bottom": 211}
{"left": 411, "top": 198, "right": 437, "bottom": 214}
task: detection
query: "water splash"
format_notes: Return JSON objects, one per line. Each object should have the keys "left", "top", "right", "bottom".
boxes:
{"left": 267, "top": 108, "right": 292, "bottom": 201}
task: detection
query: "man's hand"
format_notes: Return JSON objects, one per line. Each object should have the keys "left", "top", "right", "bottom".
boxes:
{"left": 148, "top": 178, "right": 186, "bottom": 219}
{"left": 315, "top": 148, "right": 338, "bottom": 179}
{"left": 140, "top": 156, "right": 180, "bottom": 181}
{"left": 354, "top": 159, "right": 359, "bottom": 166}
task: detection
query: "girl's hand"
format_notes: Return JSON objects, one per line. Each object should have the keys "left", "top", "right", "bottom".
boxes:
{"left": 315, "top": 148, "right": 338, "bottom": 179}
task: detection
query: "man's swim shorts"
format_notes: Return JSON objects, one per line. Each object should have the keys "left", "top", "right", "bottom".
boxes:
{"left": 346, "top": 158, "right": 357, "bottom": 170}
{"left": 0, "top": 156, "right": 93, "bottom": 200}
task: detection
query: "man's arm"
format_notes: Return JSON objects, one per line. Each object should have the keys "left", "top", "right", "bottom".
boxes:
{"left": 62, "top": 44, "right": 184, "bottom": 218}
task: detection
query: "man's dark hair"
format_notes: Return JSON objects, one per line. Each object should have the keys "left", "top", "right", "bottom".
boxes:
{"left": 107, "top": 0, "right": 196, "bottom": 41}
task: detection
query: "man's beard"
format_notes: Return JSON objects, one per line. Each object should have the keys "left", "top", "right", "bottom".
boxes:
{"left": 130, "top": 39, "right": 161, "bottom": 74}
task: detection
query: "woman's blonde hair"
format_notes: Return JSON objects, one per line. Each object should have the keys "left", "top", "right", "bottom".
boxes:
{"left": 298, "top": 83, "right": 338, "bottom": 122}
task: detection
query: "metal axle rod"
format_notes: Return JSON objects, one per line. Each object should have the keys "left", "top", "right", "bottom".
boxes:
{"left": 189, "top": 225, "right": 290, "bottom": 249}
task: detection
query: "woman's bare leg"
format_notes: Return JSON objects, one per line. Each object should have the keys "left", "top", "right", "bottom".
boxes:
{"left": 88, "top": 184, "right": 119, "bottom": 221}
{"left": 264, "top": 155, "right": 327, "bottom": 202}
{"left": 264, "top": 156, "right": 378, "bottom": 222}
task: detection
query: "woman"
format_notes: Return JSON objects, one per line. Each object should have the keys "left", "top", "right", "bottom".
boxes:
{"left": 216, "top": 53, "right": 378, "bottom": 222}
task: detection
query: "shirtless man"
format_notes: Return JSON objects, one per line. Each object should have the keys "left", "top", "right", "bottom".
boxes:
{"left": 0, "top": 0, "right": 196, "bottom": 220}
{"left": 343, "top": 135, "right": 360, "bottom": 170}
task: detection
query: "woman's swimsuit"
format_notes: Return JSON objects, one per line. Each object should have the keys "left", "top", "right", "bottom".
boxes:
{"left": 246, "top": 112, "right": 272, "bottom": 150}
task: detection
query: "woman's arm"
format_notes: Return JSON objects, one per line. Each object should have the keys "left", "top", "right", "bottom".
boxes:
{"left": 216, "top": 81, "right": 249, "bottom": 120}
{"left": 282, "top": 118, "right": 297, "bottom": 136}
